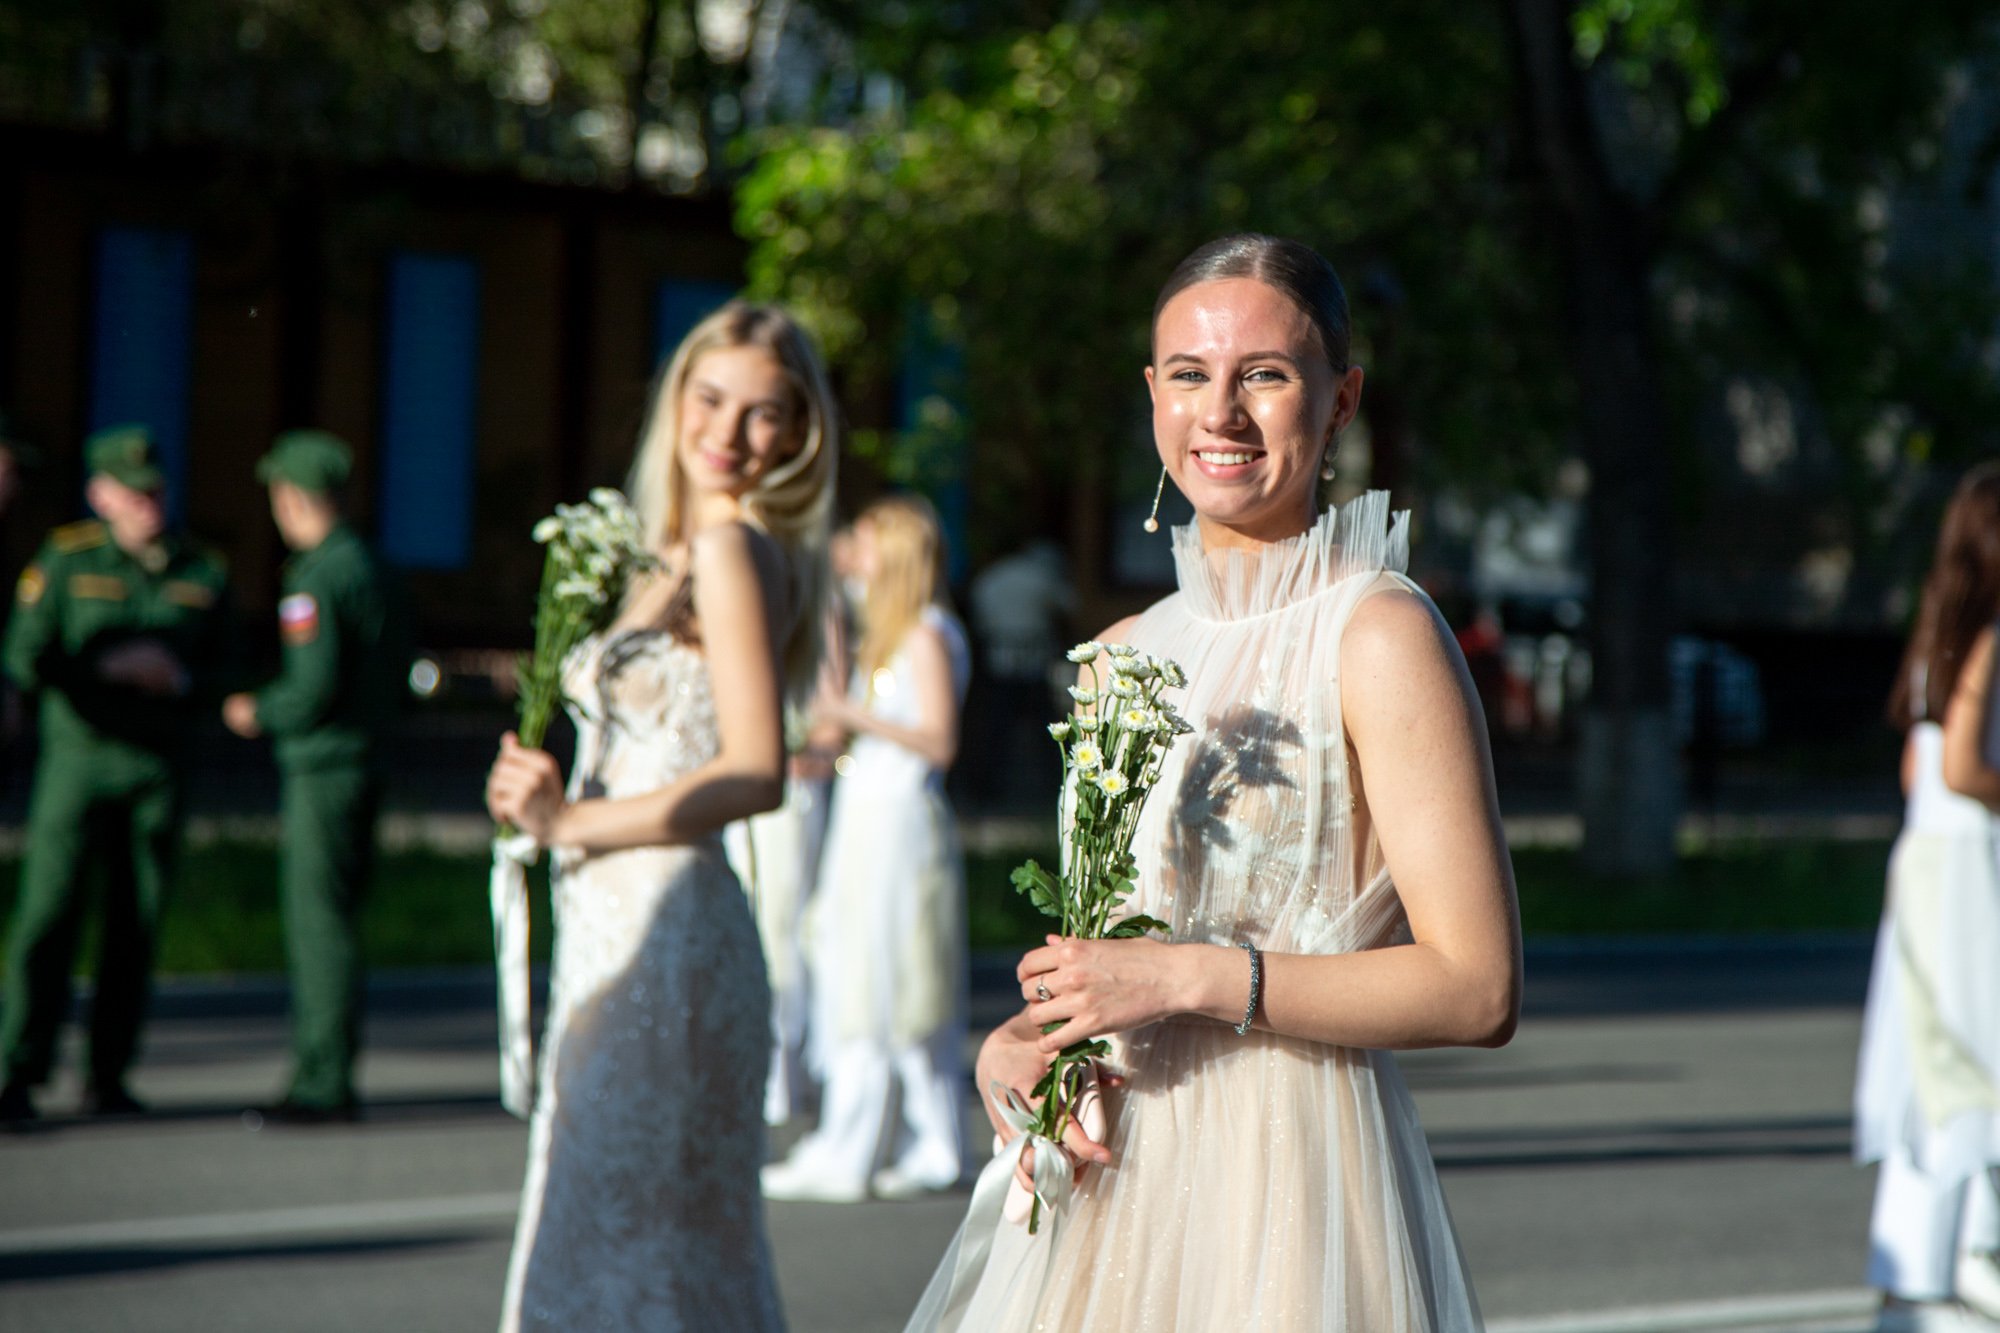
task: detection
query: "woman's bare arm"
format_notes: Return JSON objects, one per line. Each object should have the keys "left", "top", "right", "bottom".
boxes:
{"left": 1942, "top": 627, "right": 2000, "bottom": 810}
{"left": 823, "top": 622, "right": 961, "bottom": 770}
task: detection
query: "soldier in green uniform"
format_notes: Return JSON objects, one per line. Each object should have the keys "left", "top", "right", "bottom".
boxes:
{"left": 223, "top": 431, "right": 401, "bottom": 1124}
{"left": 0, "top": 424, "right": 229, "bottom": 1122}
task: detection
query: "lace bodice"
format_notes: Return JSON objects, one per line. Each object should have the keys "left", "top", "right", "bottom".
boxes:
{"left": 1126, "top": 490, "right": 1416, "bottom": 958}
{"left": 565, "top": 629, "right": 721, "bottom": 805}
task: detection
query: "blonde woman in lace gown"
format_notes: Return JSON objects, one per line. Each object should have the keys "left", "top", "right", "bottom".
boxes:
{"left": 910, "top": 235, "right": 1521, "bottom": 1332}
{"left": 484, "top": 302, "right": 837, "bottom": 1332}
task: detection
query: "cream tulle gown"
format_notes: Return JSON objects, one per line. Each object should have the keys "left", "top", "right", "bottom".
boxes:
{"left": 909, "top": 492, "right": 1482, "bottom": 1332}
{"left": 500, "top": 628, "right": 784, "bottom": 1332}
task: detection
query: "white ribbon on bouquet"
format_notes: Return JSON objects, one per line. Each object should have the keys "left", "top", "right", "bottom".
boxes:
{"left": 912, "top": 1069, "right": 1105, "bottom": 1331}
{"left": 488, "top": 832, "right": 539, "bottom": 1120}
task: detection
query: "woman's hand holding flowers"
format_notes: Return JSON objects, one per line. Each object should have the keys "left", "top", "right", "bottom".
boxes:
{"left": 486, "top": 732, "right": 568, "bottom": 843}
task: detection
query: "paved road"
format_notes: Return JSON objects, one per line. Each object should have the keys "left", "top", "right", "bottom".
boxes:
{"left": 0, "top": 938, "right": 1887, "bottom": 1333}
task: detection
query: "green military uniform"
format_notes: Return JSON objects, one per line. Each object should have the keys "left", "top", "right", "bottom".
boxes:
{"left": 251, "top": 432, "right": 402, "bottom": 1112}
{"left": 0, "top": 426, "right": 228, "bottom": 1103}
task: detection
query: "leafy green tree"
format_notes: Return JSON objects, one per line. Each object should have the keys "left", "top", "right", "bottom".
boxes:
{"left": 734, "top": 2, "right": 1571, "bottom": 552}
{"left": 1507, "top": 0, "right": 2000, "bottom": 872}
{"left": 741, "top": 0, "right": 2000, "bottom": 874}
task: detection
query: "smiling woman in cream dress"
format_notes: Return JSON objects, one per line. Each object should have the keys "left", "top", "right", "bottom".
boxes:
{"left": 909, "top": 235, "right": 1520, "bottom": 1333}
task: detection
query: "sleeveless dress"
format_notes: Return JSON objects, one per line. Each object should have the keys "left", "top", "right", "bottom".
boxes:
{"left": 499, "top": 628, "right": 785, "bottom": 1332}
{"left": 725, "top": 755, "right": 831, "bottom": 1126}
{"left": 1856, "top": 720, "right": 2000, "bottom": 1181}
{"left": 910, "top": 492, "right": 1482, "bottom": 1331}
{"left": 780, "top": 605, "right": 972, "bottom": 1191}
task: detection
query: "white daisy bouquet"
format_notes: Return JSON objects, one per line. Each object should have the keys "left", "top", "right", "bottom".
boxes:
{"left": 490, "top": 487, "right": 656, "bottom": 1118}
{"left": 1006, "top": 640, "right": 1192, "bottom": 1231}
{"left": 513, "top": 487, "right": 660, "bottom": 751}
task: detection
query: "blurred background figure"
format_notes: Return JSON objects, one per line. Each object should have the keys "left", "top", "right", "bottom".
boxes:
{"left": 1856, "top": 461, "right": 2000, "bottom": 1330}
{"left": 764, "top": 493, "right": 971, "bottom": 1202}
{"left": 965, "top": 536, "right": 1073, "bottom": 809}
{"left": 224, "top": 431, "right": 404, "bottom": 1125}
{"left": 0, "top": 424, "right": 229, "bottom": 1123}
{"left": 725, "top": 603, "right": 849, "bottom": 1127}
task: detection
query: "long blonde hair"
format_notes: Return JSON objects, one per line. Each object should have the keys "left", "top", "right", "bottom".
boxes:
{"left": 626, "top": 301, "right": 838, "bottom": 701}
{"left": 855, "top": 494, "right": 947, "bottom": 692}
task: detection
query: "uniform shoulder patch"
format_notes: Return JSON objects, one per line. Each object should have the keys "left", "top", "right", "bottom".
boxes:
{"left": 51, "top": 520, "right": 108, "bottom": 554}
{"left": 15, "top": 565, "right": 45, "bottom": 606}
{"left": 279, "top": 592, "right": 320, "bottom": 645}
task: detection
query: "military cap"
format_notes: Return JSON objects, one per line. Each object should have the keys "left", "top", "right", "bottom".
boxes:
{"left": 257, "top": 430, "right": 353, "bottom": 494}
{"left": 85, "top": 424, "right": 166, "bottom": 491}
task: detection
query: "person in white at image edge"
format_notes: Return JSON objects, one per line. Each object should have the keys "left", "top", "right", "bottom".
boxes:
{"left": 763, "top": 493, "right": 974, "bottom": 1202}
{"left": 1857, "top": 461, "right": 2000, "bottom": 1333}
{"left": 904, "top": 233, "right": 1521, "bottom": 1332}
{"left": 484, "top": 301, "right": 837, "bottom": 1332}
{"left": 725, "top": 607, "right": 849, "bottom": 1128}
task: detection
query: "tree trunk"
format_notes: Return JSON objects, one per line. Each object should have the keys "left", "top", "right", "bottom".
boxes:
{"left": 1506, "top": 0, "right": 1681, "bottom": 876}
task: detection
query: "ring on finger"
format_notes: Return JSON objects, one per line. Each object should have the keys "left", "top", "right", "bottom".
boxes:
{"left": 1035, "top": 980, "right": 1052, "bottom": 1003}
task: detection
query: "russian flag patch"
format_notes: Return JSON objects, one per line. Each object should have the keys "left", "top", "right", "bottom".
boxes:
{"left": 279, "top": 593, "right": 320, "bottom": 645}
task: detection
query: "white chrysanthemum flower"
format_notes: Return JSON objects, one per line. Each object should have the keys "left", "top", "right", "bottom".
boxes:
{"left": 1075, "top": 712, "right": 1101, "bottom": 732}
{"left": 1048, "top": 720, "right": 1072, "bottom": 741}
{"left": 1095, "top": 770, "right": 1130, "bottom": 796}
{"left": 1069, "top": 685, "right": 1097, "bottom": 705}
{"left": 1162, "top": 660, "right": 1188, "bottom": 689}
{"left": 1066, "top": 642, "right": 1101, "bottom": 664}
{"left": 1108, "top": 675, "right": 1140, "bottom": 699}
{"left": 1120, "top": 707, "right": 1155, "bottom": 732}
{"left": 553, "top": 577, "right": 605, "bottom": 603}
{"left": 1106, "top": 642, "right": 1138, "bottom": 658}
{"left": 1070, "top": 742, "right": 1103, "bottom": 772}
{"left": 588, "top": 487, "right": 625, "bottom": 511}
{"left": 1120, "top": 657, "right": 1155, "bottom": 681}
{"left": 532, "top": 516, "right": 562, "bottom": 543}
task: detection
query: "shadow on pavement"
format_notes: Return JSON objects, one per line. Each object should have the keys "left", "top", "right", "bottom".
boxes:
{"left": 0, "top": 1230, "right": 491, "bottom": 1284}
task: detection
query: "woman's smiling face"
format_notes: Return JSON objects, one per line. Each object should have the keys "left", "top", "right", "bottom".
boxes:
{"left": 1146, "top": 277, "right": 1363, "bottom": 550}
{"left": 675, "top": 345, "right": 803, "bottom": 502}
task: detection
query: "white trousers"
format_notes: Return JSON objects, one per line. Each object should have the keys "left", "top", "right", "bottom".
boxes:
{"left": 1870, "top": 1152, "right": 2000, "bottom": 1299}
{"left": 786, "top": 1034, "right": 965, "bottom": 1188}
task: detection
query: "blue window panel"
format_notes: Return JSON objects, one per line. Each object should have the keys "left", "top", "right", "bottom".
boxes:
{"left": 378, "top": 253, "right": 481, "bottom": 569}
{"left": 653, "top": 280, "right": 737, "bottom": 365}
{"left": 89, "top": 227, "right": 195, "bottom": 509}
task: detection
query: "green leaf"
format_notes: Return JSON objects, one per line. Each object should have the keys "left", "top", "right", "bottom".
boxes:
{"left": 1105, "top": 913, "right": 1171, "bottom": 939}
{"left": 1009, "top": 859, "right": 1063, "bottom": 919}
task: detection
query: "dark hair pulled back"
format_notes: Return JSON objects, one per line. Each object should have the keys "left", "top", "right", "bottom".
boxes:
{"left": 1151, "top": 233, "right": 1352, "bottom": 373}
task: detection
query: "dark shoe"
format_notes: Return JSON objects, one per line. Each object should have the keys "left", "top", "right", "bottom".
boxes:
{"left": 245, "top": 1097, "right": 360, "bottom": 1128}
{"left": 0, "top": 1080, "right": 37, "bottom": 1126}
{"left": 82, "top": 1083, "right": 147, "bottom": 1117}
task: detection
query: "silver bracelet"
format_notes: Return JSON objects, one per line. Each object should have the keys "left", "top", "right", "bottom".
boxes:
{"left": 1234, "top": 941, "right": 1262, "bottom": 1036}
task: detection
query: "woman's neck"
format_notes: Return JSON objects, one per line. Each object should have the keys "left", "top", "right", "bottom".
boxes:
{"left": 1194, "top": 504, "right": 1316, "bottom": 554}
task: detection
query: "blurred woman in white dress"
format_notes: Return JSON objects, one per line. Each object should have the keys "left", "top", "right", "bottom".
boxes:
{"left": 726, "top": 613, "right": 849, "bottom": 1127}
{"left": 484, "top": 301, "right": 836, "bottom": 1331}
{"left": 764, "top": 494, "right": 973, "bottom": 1201}
{"left": 1857, "top": 462, "right": 2000, "bottom": 1331}
{"left": 908, "top": 234, "right": 1520, "bottom": 1331}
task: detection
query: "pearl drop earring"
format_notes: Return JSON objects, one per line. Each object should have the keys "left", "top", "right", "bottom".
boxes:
{"left": 1142, "top": 466, "right": 1167, "bottom": 533}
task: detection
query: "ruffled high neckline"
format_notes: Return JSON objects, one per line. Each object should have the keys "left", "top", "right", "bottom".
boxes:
{"left": 1170, "top": 490, "right": 1410, "bottom": 624}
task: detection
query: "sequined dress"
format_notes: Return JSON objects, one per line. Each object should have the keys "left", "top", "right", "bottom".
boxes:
{"left": 910, "top": 492, "right": 1483, "bottom": 1331}
{"left": 499, "top": 628, "right": 784, "bottom": 1332}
